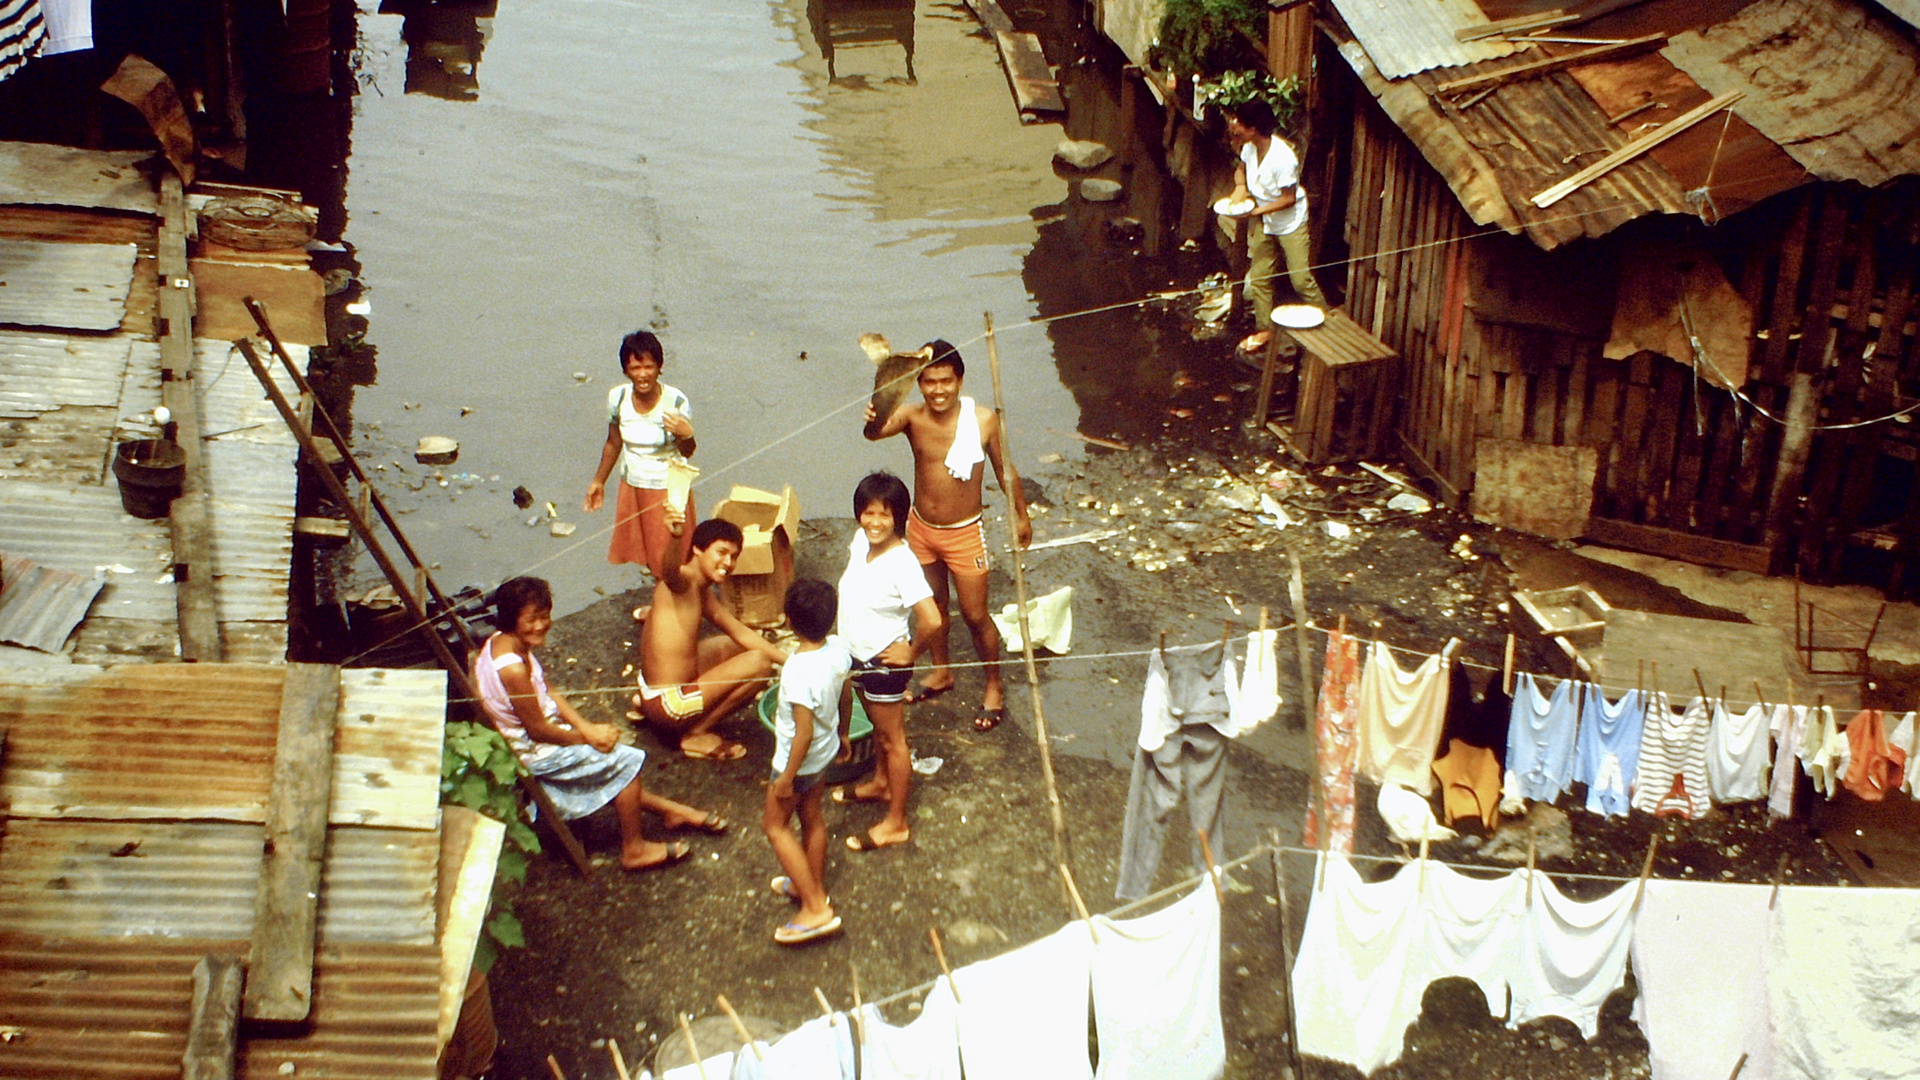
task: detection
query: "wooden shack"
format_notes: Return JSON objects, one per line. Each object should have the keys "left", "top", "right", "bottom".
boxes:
{"left": 1301, "top": 0, "right": 1920, "bottom": 595}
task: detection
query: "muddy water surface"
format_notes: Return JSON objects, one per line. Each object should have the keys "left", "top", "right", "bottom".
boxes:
{"left": 342, "top": 0, "right": 1085, "bottom": 613}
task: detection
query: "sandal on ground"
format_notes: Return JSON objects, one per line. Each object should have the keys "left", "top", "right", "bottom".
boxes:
{"left": 902, "top": 682, "right": 952, "bottom": 705}
{"left": 773, "top": 914, "right": 843, "bottom": 946}
{"left": 845, "top": 829, "right": 910, "bottom": 853}
{"left": 623, "top": 841, "right": 692, "bottom": 873}
{"left": 974, "top": 707, "right": 1008, "bottom": 732}
{"left": 632, "top": 605, "right": 650, "bottom": 623}
{"left": 682, "top": 812, "right": 729, "bottom": 835}
{"left": 681, "top": 734, "right": 747, "bottom": 761}
{"left": 770, "top": 875, "right": 800, "bottom": 901}
{"left": 831, "top": 786, "right": 887, "bottom": 805}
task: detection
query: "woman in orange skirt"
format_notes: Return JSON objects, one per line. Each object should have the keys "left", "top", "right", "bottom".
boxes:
{"left": 584, "top": 330, "right": 696, "bottom": 591}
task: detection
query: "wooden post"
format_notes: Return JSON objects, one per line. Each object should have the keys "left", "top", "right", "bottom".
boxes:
{"left": 158, "top": 173, "right": 221, "bottom": 661}
{"left": 982, "top": 312, "right": 1076, "bottom": 904}
{"left": 245, "top": 663, "right": 340, "bottom": 1021}
{"left": 233, "top": 340, "right": 593, "bottom": 875}
{"left": 182, "top": 954, "right": 244, "bottom": 1080}
{"left": 1287, "top": 551, "right": 1316, "bottom": 729}
{"left": 1269, "top": 836, "right": 1306, "bottom": 1080}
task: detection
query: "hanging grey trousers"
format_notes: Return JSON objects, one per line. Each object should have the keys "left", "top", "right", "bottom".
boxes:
{"left": 1115, "top": 724, "right": 1229, "bottom": 901}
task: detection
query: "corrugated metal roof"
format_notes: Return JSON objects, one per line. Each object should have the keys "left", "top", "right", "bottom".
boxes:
{"left": 0, "top": 141, "right": 158, "bottom": 216}
{"left": 0, "top": 554, "right": 102, "bottom": 653}
{"left": 0, "top": 331, "right": 134, "bottom": 419}
{"left": 0, "top": 481, "right": 176, "bottom": 621}
{"left": 1327, "top": 0, "right": 1522, "bottom": 79}
{"left": 0, "top": 820, "right": 437, "bottom": 945}
{"left": 0, "top": 239, "right": 138, "bottom": 332}
{"left": 0, "top": 663, "right": 445, "bottom": 830}
{"left": 1662, "top": 0, "right": 1920, "bottom": 186}
{"left": 0, "top": 934, "right": 442, "bottom": 1080}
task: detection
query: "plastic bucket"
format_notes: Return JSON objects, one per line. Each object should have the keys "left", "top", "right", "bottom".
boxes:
{"left": 112, "top": 439, "right": 186, "bottom": 519}
{"left": 755, "top": 685, "right": 875, "bottom": 784}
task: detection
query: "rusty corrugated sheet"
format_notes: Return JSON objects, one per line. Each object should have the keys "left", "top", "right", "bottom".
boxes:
{"left": 0, "top": 142, "right": 158, "bottom": 216}
{"left": 1328, "top": 0, "right": 1522, "bottom": 79}
{"left": 0, "top": 820, "right": 437, "bottom": 944}
{"left": 0, "top": 555, "right": 102, "bottom": 653}
{"left": 0, "top": 240, "right": 138, "bottom": 332}
{"left": 0, "top": 664, "right": 445, "bottom": 829}
{"left": 0, "top": 331, "right": 135, "bottom": 419}
{"left": 0, "top": 934, "right": 442, "bottom": 1080}
{"left": 0, "top": 483, "right": 176, "bottom": 622}
{"left": 1662, "top": 0, "right": 1920, "bottom": 186}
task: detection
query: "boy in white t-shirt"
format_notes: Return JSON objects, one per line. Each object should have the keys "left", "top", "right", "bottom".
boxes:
{"left": 762, "top": 579, "right": 852, "bottom": 945}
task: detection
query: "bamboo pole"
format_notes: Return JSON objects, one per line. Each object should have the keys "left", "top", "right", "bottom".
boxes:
{"left": 1269, "top": 836, "right": 1306, "bottom": 1080}
{"left": 1287, "top": 551, "right": 1316, "bottom": 729}
{"left": 983, "top": 312, "right": 1076, "bottom": 904}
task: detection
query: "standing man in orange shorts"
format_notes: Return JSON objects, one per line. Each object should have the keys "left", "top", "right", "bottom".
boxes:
{"left": 864, "top": 341, "right": 1031, "bottom": 730}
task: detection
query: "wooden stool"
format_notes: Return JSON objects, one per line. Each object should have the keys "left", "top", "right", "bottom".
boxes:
{"left": 1255, "top": 308, "right": 1398, "bottom": 463}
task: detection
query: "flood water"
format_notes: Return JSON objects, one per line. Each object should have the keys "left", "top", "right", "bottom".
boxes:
{"left": 339, "top": 0, "right": 1136, "bottom": 614}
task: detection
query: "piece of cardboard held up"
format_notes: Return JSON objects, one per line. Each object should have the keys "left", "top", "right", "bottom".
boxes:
{"left": 712, "top": 484, "right": 798, "bottom": 629}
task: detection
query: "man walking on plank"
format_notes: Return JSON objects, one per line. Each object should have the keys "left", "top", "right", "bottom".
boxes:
{"left": 636, "top": 517, "right": 786, "bottom": 759}
{"left": 864, "top": 340, "right": 1031, "bottom": 730}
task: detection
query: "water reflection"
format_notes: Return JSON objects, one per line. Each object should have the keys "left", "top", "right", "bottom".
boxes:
{"left": 379, "top": 0, "right": 497, "bottom": 100}
{"left": 805, "top": 0, "right": 916, "bottom": 84}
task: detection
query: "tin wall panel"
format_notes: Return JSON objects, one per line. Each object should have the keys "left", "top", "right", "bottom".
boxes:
{"left": 0, "top": 142, "right": 159, "bottom": 215}
{"left": 0, "top": 556, "right": 103, "bottom": 653}
{"left": 0, "top": 240, "right": 138, "bottom": 332}
{"left": 1329, "top": 0, "right": 1521, "bottom": 79}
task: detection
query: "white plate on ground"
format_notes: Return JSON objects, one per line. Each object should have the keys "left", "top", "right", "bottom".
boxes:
{"left": 1272, "top": 304, "right": 1326, "bottom": 329}
{"left": 1212, "top": 196, "right": 1256, "bottom": 217}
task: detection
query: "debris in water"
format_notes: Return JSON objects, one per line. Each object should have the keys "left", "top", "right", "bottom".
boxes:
{"left": 550, "top": 521, "right": 577, "bottom": 538}
{"left": 512, "top": 485, "right": 534, "bottom": 509}
{"left": 415, "top": 436, "right": 458, "bottom": 465}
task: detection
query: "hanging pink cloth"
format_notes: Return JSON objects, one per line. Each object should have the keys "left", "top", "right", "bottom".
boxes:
{"left": 1304, "top": 625, "right": 1361, "bottom": 853}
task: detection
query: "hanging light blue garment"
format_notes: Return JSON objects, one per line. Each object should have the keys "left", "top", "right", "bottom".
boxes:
{"left": 1574, "top": 685, "right": 1646, "bottom": 817}
{"left": 1503, "top": 673, "right": 1580, "bottom": 801}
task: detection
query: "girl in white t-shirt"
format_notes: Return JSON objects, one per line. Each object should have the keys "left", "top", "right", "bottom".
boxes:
{"left": 835, "top": 472, "right": 943, "bottom": 853}
{"left": 584, "top": 330, "right": 696, "bottom": 587}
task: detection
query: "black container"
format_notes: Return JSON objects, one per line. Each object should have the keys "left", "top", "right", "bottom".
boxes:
{"left": 112, "top": 439, "right": 186, "bottom": 518}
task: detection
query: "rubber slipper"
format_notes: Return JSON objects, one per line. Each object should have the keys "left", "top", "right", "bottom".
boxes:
{"left": 682, "top": 736, "right": 747, "bottom": 761}
{"left": 974, "top": 707, "right": 1007, "bottom": 732}
{"left": 831, "top": 786, "right": 887, "bottom": 805}
{"left": 683, "top": 812, "right": 729, "bottom": 835}
{"left": 770, "top": 875, "right": 800, "bottom": 901}
{"left": 623, "top": 841, "right": 692, "bottom": 873}
{"left": 902, "top": 682, "right": 953, "bottom": 705}
{"left": 774, "top": 914, "right": 843, "bottom": 945}
{"left": 632, "top": 605, "right": 650, "bottom": 623}
{"left": 846, "top": 830, "right": 910, "bottom": 853}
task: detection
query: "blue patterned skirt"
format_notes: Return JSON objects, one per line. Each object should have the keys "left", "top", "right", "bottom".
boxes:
{"left": 527, "top": 742, "right": 647, "bottom": 820}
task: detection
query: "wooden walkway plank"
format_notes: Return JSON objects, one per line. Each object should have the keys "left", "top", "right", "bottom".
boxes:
{"left": 243, "top": 663, "right": 341, "bottom": 1022}
{"left": 183, "top": 954, "right": 244, "bottom": 1080}
{"left": 960, "top": 0, "right": 1061, "bottom": 117}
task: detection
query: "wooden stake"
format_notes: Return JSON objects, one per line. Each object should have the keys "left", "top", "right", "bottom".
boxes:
{"left": 984, "top": 312, "right": 1075, "bottom": 910}
{"left": 1197, "top": 828, "right": 1225, "bottom": 903}
{"left": 1753, "top": 681, "right": 1767, "bottom": 710}
{"left": 1634, "top": 835, "right": 1659, "bottom": 911}
{"left": 678, "top": 1013, "right": 707, "bottom": 1080}
{"left": 850, "top": 961, "right": 866, "bottom": 1051}
{"left": 1693, "top": 668, "right": 1711, "bottom": 703}
{"left": 812, "top": 987, "right": 837, "bottom": 1025}
{"left": 1059, "top": 863, "right": 1099, "bottom": 941}
{"left": 929, "top": 928, "right": 961, "bottom": 1003}
{"left": 545, "top": 1054, "right": 568, "bottom": 1080}
{"left": 1503, "top": 633, "right": 1516, "bottom": 695}
{"left": 1525, "top": 833, "right": 1537, "bottom": 907}
{"left": 1270, "top": 837, "right": 1307, "bottom": 1080}
{"left": 716, "top": 994, "right": 764, "bottom": 1061}
{"left": 608, "top": 1039, "right": 631, "bottom": 1080}
{"left": 1288, "top": 551, "right": 1316, "bottom": 729}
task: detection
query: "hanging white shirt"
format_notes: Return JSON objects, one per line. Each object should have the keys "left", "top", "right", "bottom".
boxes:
{"left": 859, "top": 979, "right": 962, "bottom": 1080}
{"left": 953, "top": 923, "right": 1094, "bottom": 1080}
{"left": 1090, "top": 884, "right": 1224, "bottom": 1080}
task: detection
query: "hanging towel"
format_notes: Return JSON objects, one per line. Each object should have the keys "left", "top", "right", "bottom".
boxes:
{"left": 1573, "top": 684, "right": 1643, "bottom": 817}
{"left": 1707, "top": 700, "right": 1772, "bottom": 804}
{"left": 39, "top": 0, "right": 85, "bottom": 53}
{"left": 992, "top": 585, "right": 1073, "bottom": 653}
{"left": 1090, "top": 884, "right": 1224, "bottom": 1080}
{"left": 859, "top": 979, "right": 961, "bottom": 1080}
{"left": 753, "top": 1014, "right": 855, "bottom": 1080}
{"left": 1769, "top": 885, "right": 1920, "bottom": 1080}
{"left": 953, "top": 923, "right": 1094, "bottom": 1080}
{"left": 1355, "top": 642, "right": 1451, "bottom": 796}
{"left": 943, "top": 397, "right": 985, "bottom": 480}
{"left": 1800, "top": 705, "right": 1847, "bottom": 797}
{"left": 1842, "top": 709, "right": 1906, "bottom": 800}
{"left": 1139, "top": 643, "right": 1234, "bottom": 752}
{"left": 1116, "top": 722, "right": 1228, "bottom": 901}
{"left": 1225, "top": 629, "right": 1282, "bottom": 736}
{"left": 1304, "top": 625, "right": 1361, "bottom": 854}
{"left": 1377, "top": 782, "right": 1455, "bottom": 844}
{"left": 1509, "top": 870, "right": 1637, "bottom": 1037}
{"left": 1630, "top": 880, "right": 1772, "bottom": 1080}
{"left": 1630, "top": 694, "right": 1713, "bottom": 819}
{"left": 1292, "top": 854, "right": 1526, "bottom": 1075}
{"left": 1505, "top": 673, "right": 1580, "bottom": 804}
{"left": 1890, "top": 712, "right": 1920, "bottom": 795}
{"left": 1767, "top": 704, "right": 1805, "bottom": 819}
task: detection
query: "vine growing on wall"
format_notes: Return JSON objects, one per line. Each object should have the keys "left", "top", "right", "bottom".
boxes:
{"left": 1151, "top": 0, "right": 1268, "bottom": 80}
{"left": 442, "top": 720, "right": 541, "bottom": 971}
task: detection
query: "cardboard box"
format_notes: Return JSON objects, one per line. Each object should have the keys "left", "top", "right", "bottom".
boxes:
{"left": 712, "top": 484, "right": 799, "bottom": 628}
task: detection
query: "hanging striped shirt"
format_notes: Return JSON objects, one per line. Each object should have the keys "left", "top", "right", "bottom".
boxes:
{"left": 0, "top": 0, "right": 44, "bottom": 84}
{"left": 1630, "top": 693, "right": 1714, "bottom": 819}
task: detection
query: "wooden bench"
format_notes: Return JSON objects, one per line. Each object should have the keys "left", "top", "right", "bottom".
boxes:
{"left": 1256, "top": 307, "right": 1398, "bottom": 463}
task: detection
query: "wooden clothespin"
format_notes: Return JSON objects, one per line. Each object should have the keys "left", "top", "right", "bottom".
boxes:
{"left": 1417, "top": 833, "right": 1431, "bottom": 889}
{"left": 1633, "top": 835, "right": 1659, "bottom": 912}
{"left": 608, "top": 1038, "right": 631, "bottom": 1080}
{"left": 1159, "top": 629, "right": 1167, "bottom": 654}
{"left": 1441, "top": 636, "right": 1463, "bottom": 661}
{"left": 678, "top": 1013, "right": 708, "bottom": 1080}
{"left": 849, "top": 961, "right": 865, "bottom": 1051}
{"left": 1637, "top": 659, "right": 1644, "bottom": 696}
{"left": 1503, "top": 633, "right": 1516, "bottom": 696}
{"left": 1524, "top": 833, "right": 1537, "bottom": 908}
{"left": 1720, "top": 686, "right": 1727, "bottom": 709}
{"left": 1651, "top": 661, "right": 1660, "bottom": 696}
{"left": 1337, "top": 613, "right": 1347, "bottom": 636}
{"left": 1693, "top": 668, "right": 1710, "bottom": 703}
{"left": 1753, "top": 681, "right": 1767, "bottom": 710}
{"left": 1197, "top": 828, "right": 1225, "bottom": 903}
{"left": 1769, "top": 853, "right": 1789, "bottom": 910}
{"left": 812, "top": 987, "right": 837, "bottom": 1026}
{"left": 546, "top": 1054, "right": 569, "bottom": 1080}
{"left": 1314, "top": 841, "right": 1330, "bottom": 893}
{"left": 716, "top": 994, "right": 765, "bottom": 1061}
{"left": 929, "top": 928, "right": 961, "bottom": 1003}
{"left": 1059, "top": 862, "right": 1099, "bottom": 942}
{"left": 1259, "top": 606, "right": 1270, "bottom": 633}
{"left": 1729, "top": 1051, "right": 1750, "bottom": 1080}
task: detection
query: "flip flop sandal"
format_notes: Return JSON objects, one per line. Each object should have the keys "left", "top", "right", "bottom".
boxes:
{"left": 845, "top": 830, "right": 910, "bottom": 853}
{"left": 770, "top": 875, "right": 800, "bottom": 901}
{"left": 831, "top": 786, "right": 887, "bottom": 805}
{"left": 974, "top": 707, "right": 1008, "bottom": 732}
{"left": 682, "top": 737, "right": 747, "bottom": 762}
{"left": 773, "top": 914, "right": 843, "bottom": 946}
{"left": 684, "top": 813, "right": 729, "bottom": 835}
{"left": 625, "top": 841, "right": 692, "bottom": 873}
{"left": 902, "top": 682, "right": 952, "bottom": 705}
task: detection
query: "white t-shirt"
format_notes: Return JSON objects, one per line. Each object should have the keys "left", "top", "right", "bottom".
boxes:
{"left": 606, "top": 382, "right": 691, "bottom": 488}
{"left": 774, "top": 636, "right": 852, "bottom": 777}
{"left": 1240, "top": 138, "right": 1308, "bottom": 237}
{"left": 837, "top": 532, "right": 934, "bottom": 662}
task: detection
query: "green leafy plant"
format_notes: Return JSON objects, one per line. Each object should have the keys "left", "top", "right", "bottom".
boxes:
{"left": 1151, "top": 0, "right": 1267, "bottom": 80}
{"left": 1199, "top": 70, "right": 1303, "bottom": 130}
{"left": 442, "top": 720, "right": 541, "bottom": 971}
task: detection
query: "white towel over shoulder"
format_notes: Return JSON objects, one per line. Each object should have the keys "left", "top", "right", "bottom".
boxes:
{"left": 944, "top": 398, "right": 986, "bottom": 480}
